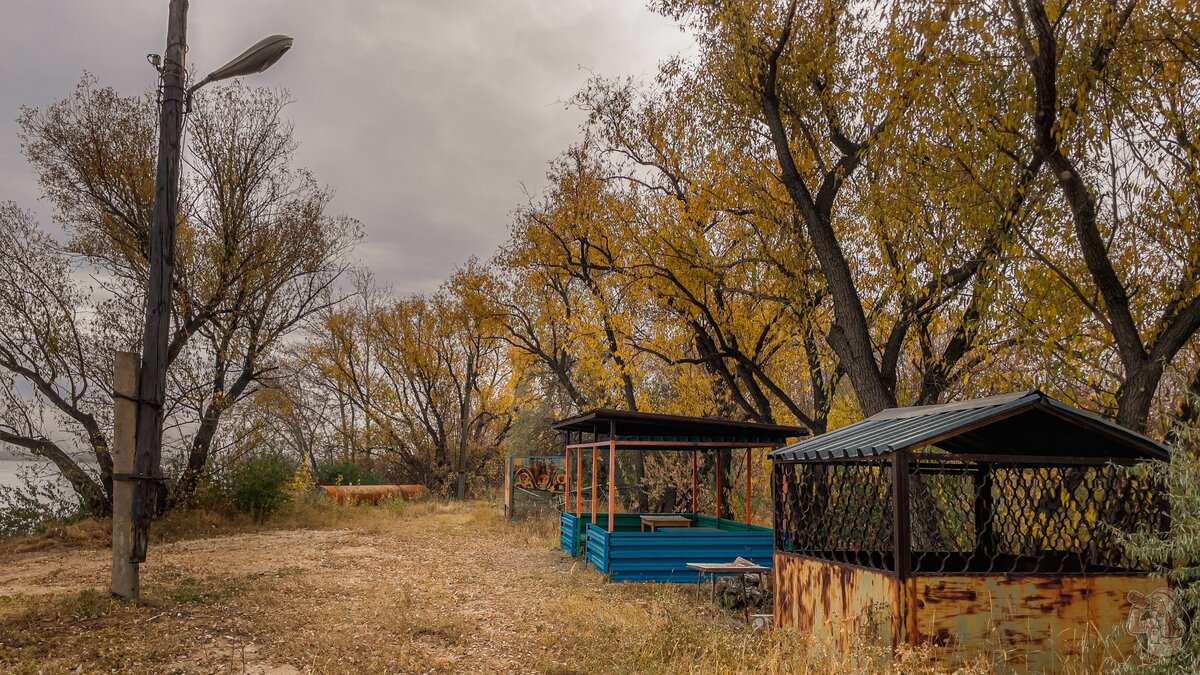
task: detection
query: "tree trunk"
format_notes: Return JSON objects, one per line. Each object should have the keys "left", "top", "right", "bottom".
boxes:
{"left": 1117, "top": 360, "right": 1164, "bottom": 433}
{"left": 755, "top": 7, "right": 896, "bottom": 417}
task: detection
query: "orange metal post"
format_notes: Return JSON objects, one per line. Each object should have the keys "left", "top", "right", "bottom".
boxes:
{"left": 691, "top": 450, "right": 698, "bottom": 514}
{"left": 715, "top": 450, "right": 723, "bottom": 520}
{"left": 607, "top": 439, "right": 616, "bottom": 531}
{"left": 576, "top": 444, "right": 583, "bottom": 516}
{"left": 745, "top": 448, "right": 752, "bottom": 524}
{"left": 591, "top": 446, "right": 598, "bottom": 524}
{"left": 564, "top": 448, "right": 571, "bottom": 512}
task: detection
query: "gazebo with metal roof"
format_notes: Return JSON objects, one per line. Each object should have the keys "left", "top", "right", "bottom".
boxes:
{"left": 768, "top": 390, "right": 1171, "bottom": 672}
{"left": 551, "top": 409, "right": 804, "bottom": 582}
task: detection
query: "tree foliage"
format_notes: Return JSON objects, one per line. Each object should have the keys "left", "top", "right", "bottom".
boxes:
{"left": 0, "top": 78, "right": 359, "bottom": 513}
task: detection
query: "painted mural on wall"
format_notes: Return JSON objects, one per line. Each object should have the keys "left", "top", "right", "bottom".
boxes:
{"left": 511, "top": 457, "right": 566, "bottom": 493}
{"left": 1126, "top": 588, "right": 1186, "bottom": 663}
{"left": 504, "top": 455, "right": 566, "bottom": 519}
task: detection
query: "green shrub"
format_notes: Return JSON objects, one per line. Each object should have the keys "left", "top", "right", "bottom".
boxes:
{"left": 315, "top": 459, "right": 382, "bottom": 486}
{"left": 377, "top": 495, "right": 407, "bottom": 516}
{"left": 1116, "top": 420, "right": 1200, "bottom": 673}
{"left": 226, "top": 453, "right": 294, "bottom": 521}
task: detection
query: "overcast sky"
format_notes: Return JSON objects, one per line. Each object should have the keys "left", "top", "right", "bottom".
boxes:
{"left": 0, "top": 1, "right": 694, "bottom": 294}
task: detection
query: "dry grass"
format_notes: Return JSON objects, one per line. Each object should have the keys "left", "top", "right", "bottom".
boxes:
{"left": 0, "top": 499, "right": 993, "bottom": 674}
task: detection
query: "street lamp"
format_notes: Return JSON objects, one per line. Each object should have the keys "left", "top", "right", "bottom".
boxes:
{"left": 188, "top": 34, "right": 293, "bottom": 99}
{"left": 115, "top": 0, "right": 293, "bottom": 601}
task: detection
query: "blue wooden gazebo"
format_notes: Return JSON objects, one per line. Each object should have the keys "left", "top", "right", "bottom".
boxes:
{"left": 552, "top": 409, "right": 805, "bottom": 582}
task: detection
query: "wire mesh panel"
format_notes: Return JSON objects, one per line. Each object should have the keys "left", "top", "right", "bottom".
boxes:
{"left": 773, "top": 453, "right": 1167, "bottom": 576}
{"left": 908, "top": 456, "right": 1166, "bottom": 574}
{"left": 773, "top": 459, "right": 895, "bottom": 571}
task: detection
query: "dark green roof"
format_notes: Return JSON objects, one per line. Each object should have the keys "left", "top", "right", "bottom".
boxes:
{"left": 551, "top": 408, "right": 805, "bottom": 447}
{"left": 769, "top": 390, "right": 1168, "bottom": 462}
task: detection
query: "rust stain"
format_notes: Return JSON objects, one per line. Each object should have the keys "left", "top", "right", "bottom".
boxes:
{"left": 775, "top": 560, "right": 1168, "bottom": 673}
{"left": 774, "top": 553, "right": 895, "bottom": 653}
{"left": 322, "top": 484, "right": 428, "bottom": 505}
{"left": 912, "top": 574, "right": 1166, "bottom": 672}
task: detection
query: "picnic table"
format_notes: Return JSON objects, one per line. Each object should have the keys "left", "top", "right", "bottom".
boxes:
{"left": 639, "top": 515, "right": 693, "bottom": 532}
{"left": 686, "top": 559, "right": 770, "bottom": 622}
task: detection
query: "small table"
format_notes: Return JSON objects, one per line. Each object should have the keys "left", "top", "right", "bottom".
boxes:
{"left": 686, "top": 561, "right": 770, "bottom": 623}
{"left": 639, "top": 515, "right": 693, "bottom": 532}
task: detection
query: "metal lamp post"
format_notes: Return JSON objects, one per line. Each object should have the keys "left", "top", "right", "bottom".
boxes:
{"left": 113, "top": 0, "right": 292, "bottom": 599}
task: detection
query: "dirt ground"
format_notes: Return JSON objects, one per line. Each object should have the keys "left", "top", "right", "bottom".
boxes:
{"left": 0, "top": 502, "right": 790, "bottom": 674}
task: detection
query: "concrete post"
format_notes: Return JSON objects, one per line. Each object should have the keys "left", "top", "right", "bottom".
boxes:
{"left": 111, "top": 351, "right": 140, "bottom": 599}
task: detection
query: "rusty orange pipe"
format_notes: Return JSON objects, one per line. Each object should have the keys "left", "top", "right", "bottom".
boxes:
{"left": 322, "top": 484, "right": 428, "bottom": 505}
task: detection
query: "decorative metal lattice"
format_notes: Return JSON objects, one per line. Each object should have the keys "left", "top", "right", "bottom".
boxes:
{"left": 773, "top": 453, "right": 1167, "bottom": 576}
{"left": 773, "top": 459, "right": 896, "bottom": 571}
{"left": 907, "top": 457, "right": 1165, "bottom": 574}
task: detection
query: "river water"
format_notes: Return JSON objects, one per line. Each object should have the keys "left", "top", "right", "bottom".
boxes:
{"left": 0, "top": 459, "right": 82, "bottom": 497}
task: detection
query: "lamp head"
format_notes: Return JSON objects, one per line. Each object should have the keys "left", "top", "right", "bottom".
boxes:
{"left": 191, "top": 34, "right": 293, "bottom": 92}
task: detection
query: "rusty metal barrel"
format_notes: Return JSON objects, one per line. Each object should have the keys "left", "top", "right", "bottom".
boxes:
{"left": 321, "top": 484, "right": 428, "bottom": 505}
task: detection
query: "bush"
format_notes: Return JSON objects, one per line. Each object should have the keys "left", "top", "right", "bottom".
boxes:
{"left": 1116, "top": 420, "right": 1200, "bottom": 672}
{"left": 315, "top": 459, "right": 382, "bottom": 486}
{"left": 0, "top": 469, "right": 87, "bottom": 537}
{"left": 225, "top": 453, "right": 294, "bottom": 521}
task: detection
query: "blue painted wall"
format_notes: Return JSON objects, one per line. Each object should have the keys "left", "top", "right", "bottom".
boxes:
{"left": 577, "top": 515, "right": 773, "bottom": 583}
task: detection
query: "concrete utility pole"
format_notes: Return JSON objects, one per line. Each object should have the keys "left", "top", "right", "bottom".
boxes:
{"left": 111, "top": 352, "right": 140, "bottom": 598}
{"left": 130, "top": 0, "right": 190, "bottom": 571}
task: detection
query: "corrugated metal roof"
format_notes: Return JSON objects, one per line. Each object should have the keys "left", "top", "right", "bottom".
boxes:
{"left": 768, "top": 390, "right": 1169, "bottom": 462}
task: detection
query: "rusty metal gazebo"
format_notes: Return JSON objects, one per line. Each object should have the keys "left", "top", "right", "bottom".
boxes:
{"left": 768, "top": 390, "right": 1171, "bottom": 671}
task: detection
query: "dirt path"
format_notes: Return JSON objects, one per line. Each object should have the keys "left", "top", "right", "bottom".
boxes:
{"left": 0, "top": 504, "right": 612, "bottom": 673}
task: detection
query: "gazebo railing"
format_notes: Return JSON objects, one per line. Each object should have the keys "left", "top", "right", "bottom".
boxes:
{"left": 773, "top": 458, "right": 896, "bottom": 571}
{"left": 908, "top": 458, "right": 1165, "bottom": 575}
{"left": 773, "top": 455, "right": 1167, "bottom": 576}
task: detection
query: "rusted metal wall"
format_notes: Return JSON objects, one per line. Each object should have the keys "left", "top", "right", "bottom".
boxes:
{"left": 775, "top": 556, "right": 1169, "bottom": 671}
{"left": 774, "top": 552, "right": 897, "bottom": 653}
{"left": 912, "top": 574, "right": 1167, "bottom": 672}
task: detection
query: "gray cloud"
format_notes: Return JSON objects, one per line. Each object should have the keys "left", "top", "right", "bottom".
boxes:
{"left": 0, "top": 0, "right": 693, "bottom": 293}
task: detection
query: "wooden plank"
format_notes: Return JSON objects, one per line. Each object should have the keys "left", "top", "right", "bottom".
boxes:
{"left": 640, "top": 515, "right": 692, "bottom": 531}
{"left": 686, "top": 561, "right": 769, "bottom": 572}
{"left": 133, "top": 0, "right": 190, "bottom": 567}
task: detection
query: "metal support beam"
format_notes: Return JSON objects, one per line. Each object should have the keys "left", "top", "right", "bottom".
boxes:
{"left": 691, "top": 450, "right": 698, "bottom": 513}
{"left": 591, "top": 446, "right": 598, "bottom": 525}
{"left": 564, "top": 446, "right": 571, "bottom": 513}
{"left": 745, "top": 448, "right": 752, "bottom": 524}
{"left": 715, "top": 450, "right": 722, "bottom": 520}
{"left": 608, "top": 437, "right": 616, "bottom": 531}
{"left": 893, "top": 451, "right": 912, "bottom": 578}
{"left": 566, "top": 440, "right": 788, "bottom": 450}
